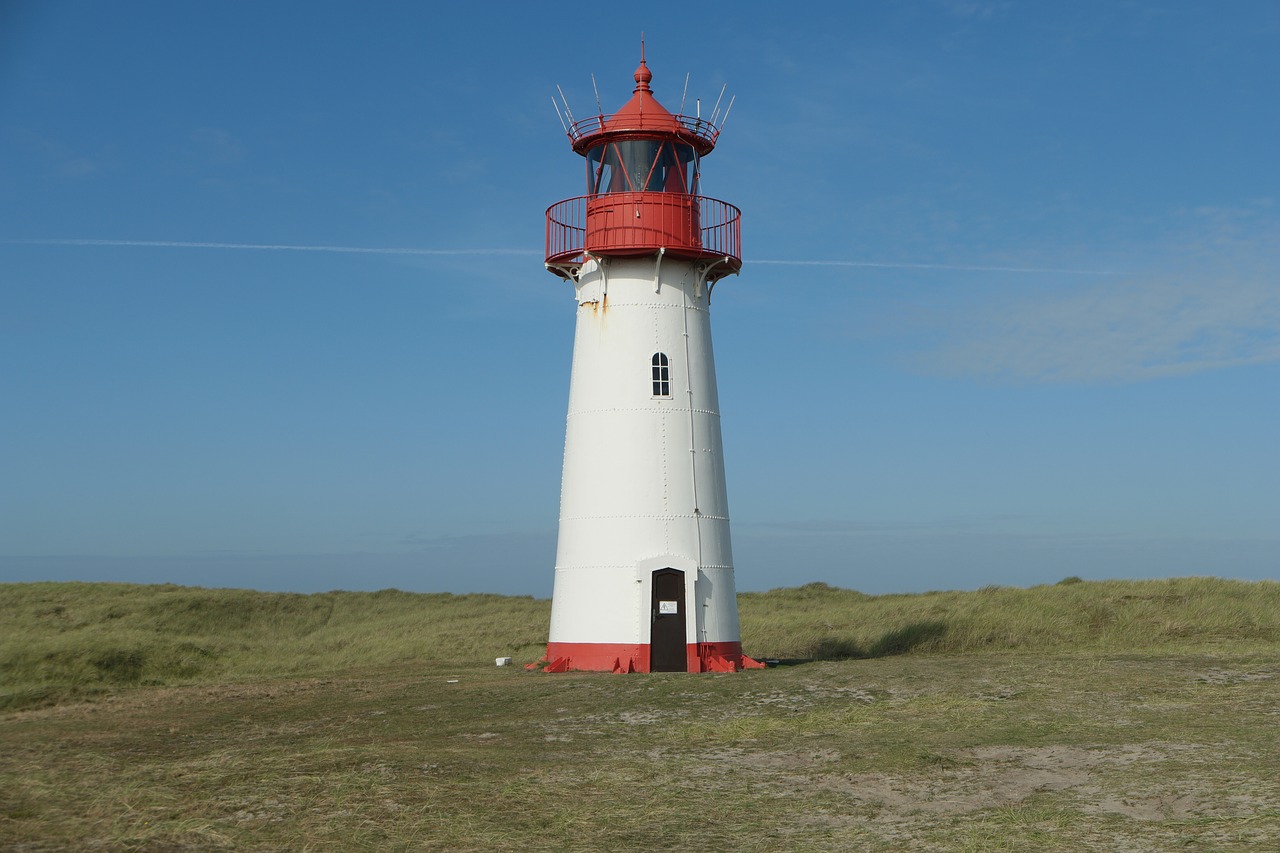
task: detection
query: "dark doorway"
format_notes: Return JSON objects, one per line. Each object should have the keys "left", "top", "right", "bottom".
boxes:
{"left": 650, "top": 568, "right": 687, "bottom": 672}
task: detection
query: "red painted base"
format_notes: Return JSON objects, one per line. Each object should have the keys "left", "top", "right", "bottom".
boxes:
{"left": 540, "top": 641, "right": 766, "bottom": 673}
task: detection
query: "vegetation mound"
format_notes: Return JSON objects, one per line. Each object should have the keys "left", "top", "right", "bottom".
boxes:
{"left": 0, "top": 582, "right": 547, "bottom": 710}
{"left": 2, "top": 577, "right": 1276, "bottom": 710}
{"left": 740, "top": 577, "right": 1280, "bottom": 659}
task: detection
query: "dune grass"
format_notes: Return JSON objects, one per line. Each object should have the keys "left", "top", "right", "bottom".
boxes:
{"left": 2, "top": 578, "right": 1278, "bottom": 851}
{"left": 0, "top": 583, "right": 548, "bottom": 710}
{"left": 3, "top": 577, "right": 1277, "bottom": 711}
{"left": 739, "top": 576, "right": 1280, "bottom": 659}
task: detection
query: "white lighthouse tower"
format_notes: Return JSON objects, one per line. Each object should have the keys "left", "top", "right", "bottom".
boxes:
{"left": 541, "top": 55, "right": 761, "bottom": 673}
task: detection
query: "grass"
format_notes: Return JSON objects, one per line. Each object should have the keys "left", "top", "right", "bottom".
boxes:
{"left": 1, "top": 577, "right": 1278, "bottom": 851}
{"left": 739, "top": 577, "right": 1280, "bottom": 659}
{"left": 0, "top": 583, "right": 550, "bottom": 710}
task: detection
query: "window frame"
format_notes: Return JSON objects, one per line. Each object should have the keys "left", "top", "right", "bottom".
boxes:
{"left": 651, "top": 352, "right": 672, "bottom": 398}
{"left": 587, "top": 141, "right": 698, "bottom": 196}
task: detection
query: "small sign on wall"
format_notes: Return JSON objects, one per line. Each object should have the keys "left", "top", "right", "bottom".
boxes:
{"left": 658, "top": 600, "right": 679, "bottom": 615}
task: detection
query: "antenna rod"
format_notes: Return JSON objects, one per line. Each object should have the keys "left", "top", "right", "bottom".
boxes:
{"left": 679, "top": 72, "right": 690, "bottom": 115}
{"left": 591, "top": 73, "right": 603, "bottom": 116}
{"left": 719, "top": 94, "right": 736, "bottom": 132}
{"left": 551, "top": 96, "right": 569, "bottom": 135}
{"left": 556, "top": 84, "right": 577, "bottom": 126}
{"left": 710, "top": 83, "right": 727, "bottom": 125}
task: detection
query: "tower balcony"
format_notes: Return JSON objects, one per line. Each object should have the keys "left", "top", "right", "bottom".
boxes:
{"left": 566, "top": 112, "right": 722, "bottom": 156}
{"left": 546, "top": 193, "right": 741, "bottom": 281}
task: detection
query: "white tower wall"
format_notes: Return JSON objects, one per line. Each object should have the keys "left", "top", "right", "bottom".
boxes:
{"left": 546, "top": 255, "right": 741, "bottom": 670}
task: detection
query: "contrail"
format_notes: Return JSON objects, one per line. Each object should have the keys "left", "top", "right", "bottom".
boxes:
{"left": 752, "top": 258, "right": 1120, "bottom": 276}
{"left": 2, "top": 238, "right": 1120, "bottom": 275}
{"left": 0, "top": 238, "right": 542, "bottom": 256}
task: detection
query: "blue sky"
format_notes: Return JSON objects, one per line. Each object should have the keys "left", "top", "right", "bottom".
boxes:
{"left": 2, "top": 1, "right": 1277, "bottom": 596}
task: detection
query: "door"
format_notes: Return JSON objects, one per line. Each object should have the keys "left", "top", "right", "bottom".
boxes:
{"left": 650, "top": 568, "right": 687, "bottom": 672}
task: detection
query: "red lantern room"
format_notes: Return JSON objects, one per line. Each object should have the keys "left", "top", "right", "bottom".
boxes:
{"left": 545, "top": 58, "right": 742, "bottom": 280}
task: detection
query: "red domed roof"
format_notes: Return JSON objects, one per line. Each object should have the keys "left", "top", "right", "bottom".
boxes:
{"left": 599, "top": 59, "right": 683, "bottom": 136}
{"left": 566, "top": 59, "right": 721, "bottom": 156}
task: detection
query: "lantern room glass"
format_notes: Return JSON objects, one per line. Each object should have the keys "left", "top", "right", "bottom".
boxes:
{"left": 587, "top": 141, "right": 697, "bottom": 196}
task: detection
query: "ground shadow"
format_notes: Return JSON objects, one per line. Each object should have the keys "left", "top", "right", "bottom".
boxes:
{"left": 867, "top": 620, "right": 948, "bottom": 657}
{"left": 803, "top": 620, "right": 949, "bottom": 661}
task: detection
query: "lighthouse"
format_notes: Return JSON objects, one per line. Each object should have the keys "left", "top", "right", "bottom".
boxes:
{"left": 541, "top": 55, "right": 760, "bottom": 673}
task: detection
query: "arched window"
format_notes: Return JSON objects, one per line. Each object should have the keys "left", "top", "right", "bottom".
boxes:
{"left": 651, "top": 353, "right": 671, "bottom": 398}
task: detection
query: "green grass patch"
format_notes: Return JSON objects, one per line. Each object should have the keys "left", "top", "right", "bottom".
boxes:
{"left": 738, "top": 577, "right": 1280, "bottom": 659}
{"left": 1, "top": 578, "right": 1278, "bottom": 850}
{"left": 4, "top": 577, "right": 1278, "bottom": 711}
{"left": 0, "top": 582, "right": 549, "bottom": 710}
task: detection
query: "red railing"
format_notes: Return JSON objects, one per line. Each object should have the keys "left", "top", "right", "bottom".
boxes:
{"left": 546, "top": 195, "right": 588, "bottom": 267}
{"left": 566, "top": 113, "right": 721, "bottom": 151}
{"left": 546, "top": 193, "right": 741, "bottom": 276}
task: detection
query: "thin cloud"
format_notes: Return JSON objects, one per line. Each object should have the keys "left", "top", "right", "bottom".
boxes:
{"left": 908, "top": 203, "right": 1280, "bottom": 384}
{"left": 190, "top": 127, "right": 246, "bottom": 166}
{"left": 753, "top": 258, "right": 1120, "bottom": 276}
{"left": 0, "top": 238, "right": 542, "bottom": 256}
{"left": 740, "top": 516, "right": 1030, "bottom": 536}
{"left": 3, "top": 238, "right": 1120, "bottom": 276}
{"left": 919, "top": 268, "right": 1280, "bottom": 383}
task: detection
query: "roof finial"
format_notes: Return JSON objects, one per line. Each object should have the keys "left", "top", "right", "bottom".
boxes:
{"left": 634, "top": 33, "right": 652, "bottom": 93}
